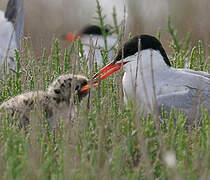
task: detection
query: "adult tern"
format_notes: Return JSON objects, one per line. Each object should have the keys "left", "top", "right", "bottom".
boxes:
{"left": 0, "top": 0, "right": 24, "bottom": 74}
{"left": 80, "top": 34, "right": 210, "bottom": 124}
{"left": 65, "top": 25, "right": 117, "bottom": 68}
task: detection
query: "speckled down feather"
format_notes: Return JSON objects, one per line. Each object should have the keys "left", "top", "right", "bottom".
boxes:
{"left": 0, "top": 74, "right": 88, "bottom": 128}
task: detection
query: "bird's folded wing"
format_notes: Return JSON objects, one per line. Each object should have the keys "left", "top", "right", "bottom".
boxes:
{"left": 157, "top": 87, "right": 210, "bottom": 114}
{"left": 178, "top": 69, "right": 210, "bottom": 79}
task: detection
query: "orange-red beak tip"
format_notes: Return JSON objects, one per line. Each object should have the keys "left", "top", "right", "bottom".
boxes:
{"left": 79, "top": 61, "right": 128, "bottom": 93}
{"left": 93, "top": 61, "right": 128, "bottom": 80}
{"left": 79, "top": 82, "right": 99, "bottom": 93}
{"left": 65, "top": 33, "right": 79, "bottom": 42}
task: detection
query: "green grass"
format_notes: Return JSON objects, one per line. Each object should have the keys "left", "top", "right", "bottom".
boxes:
{"left": 0, "top": 6, "right": 210, "bottom": 180}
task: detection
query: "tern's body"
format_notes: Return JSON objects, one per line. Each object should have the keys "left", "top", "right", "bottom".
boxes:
{"left": 0, "top": 0, "right": 24, "bottom": 74}
{"left": 122, "top": 50, "right": 210, "bottom": 120}
{"left": 92, "top": 34, "right": 210, "bottom": 124}
{"left": 0, "top": 10, "right": 17, "bottom": 73}
{"left": 120, "top": 39, "right": 210, "bottom": 124}
{"left": 82, "top": 34, "right": 117, "bottom": 68}
{"left": 65, "top": 25, "right": 117, "bottom": 68}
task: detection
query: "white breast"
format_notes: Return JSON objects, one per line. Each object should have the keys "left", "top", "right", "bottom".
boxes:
{"left": 82, "top": 35, "right": 117, "bottom": 68}
{"left": 122, "top": 49, "right": 210, "bottom": 114}
{"left": 122, "top": 50, "right": 184, "bottom": 110}
{"left": 0, "top": 11, "right": 17, "bottom": 74}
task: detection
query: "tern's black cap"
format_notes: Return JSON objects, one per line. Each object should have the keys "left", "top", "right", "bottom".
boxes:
{"left": 5, "top": 0, "right": 17, "bottom": 24}
{"left": 114, "top": 34, "right": 171, "bottom": 67}
{"left": 80, "top": 25, "right": 110, "bottom": 36}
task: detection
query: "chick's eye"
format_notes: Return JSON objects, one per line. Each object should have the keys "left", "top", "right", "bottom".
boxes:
{"left": 61, "top": 83, "right": 65, "bottom": 88}
{"left": 81, "top": 81, "right": 87, "bottom": 87}
{"left": 54, "top": 89, "right": 61, "bottom": 94}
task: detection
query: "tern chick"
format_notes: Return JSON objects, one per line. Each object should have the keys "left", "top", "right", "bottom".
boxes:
{"left": 0, "top": 74, "right": 88, "bottom": 128}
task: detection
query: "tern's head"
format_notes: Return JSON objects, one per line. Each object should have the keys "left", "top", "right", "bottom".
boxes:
{"left": 80, "top": 25, "right": 115, "bottom": 48}
{"left": 65, "top": 25, "right": 117, "bottom": 68}
{"left": 80, "top": 24, "right": 110, "bottom": 36}
{"left": 113, "top": 34, "right": 171, "bottom": 67}
{"left": 79, "top": 35, "right": 171, "bottom": 93}
{"left": 65, "top": 25, "right": 117, "bottom": 51}
{"left": 65, "top": 25, "right": 111, "bottom": 42}
{"left": 95, "top": 35, "right": 171, "bottom": 79}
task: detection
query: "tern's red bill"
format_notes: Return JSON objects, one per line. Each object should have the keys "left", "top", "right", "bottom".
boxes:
{"left": 79, "top": 61, "right": 128, "bottom": 93}
{"left": 65, "top": 33, "right": 79, "bottom": 42}
{"left": 93, "top": 61, "right": 128, "bottom": 80}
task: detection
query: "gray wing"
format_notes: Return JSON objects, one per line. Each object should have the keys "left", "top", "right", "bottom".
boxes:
{"left": 5, "top": 0, "right": 24, "bottom": 48}
{"left": 157, "top": 87, "right": 210, "bottom": 123}
{"left": 179, "top": 69, "right": 210, "bottom": 79}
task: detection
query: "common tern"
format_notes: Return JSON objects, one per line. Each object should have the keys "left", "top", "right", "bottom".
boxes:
{"left": 80, "top": 34, "right": 210, "bottom": 124}
{"left": 0, "top": 0, "right": 24, "bottom": 74}
{"left": 65, "top": 25, "right": 117, "bottom": 68}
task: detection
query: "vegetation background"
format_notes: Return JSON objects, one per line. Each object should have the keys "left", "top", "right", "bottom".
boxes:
{"left": 0, "top": 0, "right": 209, "bottom": 179}
{"left": 1, "top": 0, "right": 210, "bottom": 53}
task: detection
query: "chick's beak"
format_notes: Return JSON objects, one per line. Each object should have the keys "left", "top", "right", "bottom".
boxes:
{"left": 79, "top": 79, "right": 99, "bottom": 93}
{"left": 79, "top": 61, "right": 128, "bottom": 93}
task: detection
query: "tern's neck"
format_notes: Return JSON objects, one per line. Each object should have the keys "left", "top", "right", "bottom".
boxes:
{"left": 122, "top": 50, "right": 172, "bottom": 109}
{"left": 82, "top": 35, "right": 117, "bottom": 67}
{"left": 124, "top": 49, "right": 171, "bottom": 76}
{"left": 138, "top": 50, "right": 170, "bottom": 72}
{"left": 81, "top": 35, "right": 117, "bottom": 49}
